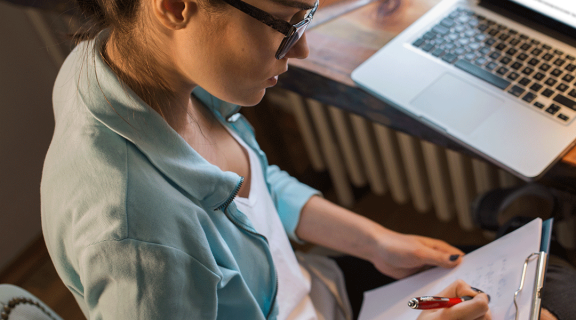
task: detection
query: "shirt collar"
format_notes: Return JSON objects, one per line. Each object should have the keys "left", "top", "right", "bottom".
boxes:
{"left": 75, "top": 33, "right": 240, "bottom": 210}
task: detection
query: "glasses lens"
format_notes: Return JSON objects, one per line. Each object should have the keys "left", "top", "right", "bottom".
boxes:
{"left": 275, "top": 22, "right": 310, "bottom": 59}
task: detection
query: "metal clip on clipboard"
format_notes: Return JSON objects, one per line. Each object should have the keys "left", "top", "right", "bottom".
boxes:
{"left": 513, "top": 252, "right": 548, "bottom": 320}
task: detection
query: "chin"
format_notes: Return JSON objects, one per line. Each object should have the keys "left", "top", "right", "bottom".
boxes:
{"left": 237, "top": 89, "right": 267, "bottom": 107}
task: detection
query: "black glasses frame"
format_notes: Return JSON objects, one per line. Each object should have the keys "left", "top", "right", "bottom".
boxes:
{"left": 221, "top": 0, "right": 319, "bottom": 59}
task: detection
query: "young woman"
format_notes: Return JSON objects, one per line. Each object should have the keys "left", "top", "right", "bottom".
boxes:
{"left": 40, "top": 0, "right": 492, "bottom": 319}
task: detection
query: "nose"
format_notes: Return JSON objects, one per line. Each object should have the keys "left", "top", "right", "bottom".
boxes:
{"left": 283, "top": 32, "right": 310, "bottom": 60}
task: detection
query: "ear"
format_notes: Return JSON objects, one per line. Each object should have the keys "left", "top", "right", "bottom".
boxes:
{"left": 152, "top": 0, "right": 196, "bottom": 30}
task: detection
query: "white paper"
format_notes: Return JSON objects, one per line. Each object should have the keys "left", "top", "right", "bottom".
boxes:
{"left": 359, "top": 218, "right": 542, "bottom": 320}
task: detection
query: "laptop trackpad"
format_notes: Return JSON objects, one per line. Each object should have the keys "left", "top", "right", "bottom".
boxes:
{"left": 411, "top": 73, "right": 503, "bottom": 135}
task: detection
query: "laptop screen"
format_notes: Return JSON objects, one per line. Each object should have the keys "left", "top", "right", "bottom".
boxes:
{"left": 510, "top": 0, "right": 576, "bottom": 29}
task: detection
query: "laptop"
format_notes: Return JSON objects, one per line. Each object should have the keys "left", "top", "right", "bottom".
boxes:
{"left": 351, "top": 0, "right": 576, "bottom": 180}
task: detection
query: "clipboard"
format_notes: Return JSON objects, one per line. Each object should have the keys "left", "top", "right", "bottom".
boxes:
{"left": 513, "top": 218, "right": 553, "bottom": 320}
{"left": 358, "top": 218, "right": 554, "bottom": 320}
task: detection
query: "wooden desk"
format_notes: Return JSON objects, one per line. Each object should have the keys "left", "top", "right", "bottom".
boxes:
{"left": 278, "top": 0, "right": 576, "bottom": 171}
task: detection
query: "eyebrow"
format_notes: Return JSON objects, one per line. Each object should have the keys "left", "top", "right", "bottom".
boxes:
{"left": 269, "top": 0, "right": 316, "bottom": 10}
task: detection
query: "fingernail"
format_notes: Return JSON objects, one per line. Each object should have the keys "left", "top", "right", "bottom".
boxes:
{"left": 449, "top": 254, "right": 460, "bottom": 261}
{"left": 471, "top": 287, "right": 491, "bottom": 302}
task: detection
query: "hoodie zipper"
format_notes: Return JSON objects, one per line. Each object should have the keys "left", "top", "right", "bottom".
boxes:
{"left": 214, "top": 176, "right": 279, "bottom": 319}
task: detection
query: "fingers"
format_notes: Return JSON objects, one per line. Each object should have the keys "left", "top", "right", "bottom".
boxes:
{"left": 416, "top": 238, "right": 465, "bottom": 268}
{"left": 436, "top": 280, "right": 491, "bottom": 320}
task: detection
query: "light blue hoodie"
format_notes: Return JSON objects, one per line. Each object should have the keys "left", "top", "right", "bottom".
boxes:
{"left": 41, "top": 33, "right": 319, "bottom": 319}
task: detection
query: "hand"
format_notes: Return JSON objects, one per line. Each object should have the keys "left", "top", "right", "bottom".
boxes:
{"left": 370, "top": 231, "right": 465, "bottom": 279}
{"left": 416, "top": 280, "right": 492, "bottom": 320}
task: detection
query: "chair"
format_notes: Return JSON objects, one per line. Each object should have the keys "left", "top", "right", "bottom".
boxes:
{"left": 0, "top": 284, "right": 62, "bottom": 320}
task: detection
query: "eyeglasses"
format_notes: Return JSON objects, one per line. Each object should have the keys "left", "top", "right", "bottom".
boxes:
{"left": 222, "top": 0, "right": 319, "bottom": 59}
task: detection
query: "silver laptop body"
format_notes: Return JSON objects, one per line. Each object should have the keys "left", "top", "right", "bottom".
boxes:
{"left": 352, "top": 0, "right": 576, "bottom": 180}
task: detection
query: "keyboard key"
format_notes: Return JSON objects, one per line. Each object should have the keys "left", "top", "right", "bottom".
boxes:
{"left": 565, "top": 64, "right": 576, "bottom": 72}
{"left": 506, "top": 48, "right": 518, "bottom": 56}
{"left": 444, "top": 43, "right": 456, "bottom": 51}
{"left": 469, "top": 42, "right": 481, "bottom": 50}
{"left": 486, "top": 61, "right": 498, "bottom": 70}
{"left": 485, "top": 38, "right": 497, "bottom": 46}
{"left": 488, "top": 29, "right": 499, "bottom": 36}
{"left": 569, "top": 89, "right": 576, "bottom": 98}
{"left": 448, "top": 33, "right": 460, "bottom": 41}
{"left": 413, "top": 38, "right": 425, "bottom": 47}
{"left": 558, "top": 114, "right": 569, "bottom": 121}
{"left": 554, "top": 58, "right": 566, "bottom": 67}
{"left": 530, "top": 83, "right": 543, "bottom": 92}
{"left": 433, "top": 25, "right": 450, "bottom": 36}
{"left": 455, "top": 47, "right": 466, "bottom": 55}
{"left": 475, "top": 57, "right": 487, "bottom": 65}
{"left": 459, "top": 38, "right": 470, "bottom": 46}
{"left": 523, "top": 92, "right": 537, "bottom": 103}
{"left": 465, "top": 29, "right": 477, "bottom": 38}
{"left": 557, "top": 83, "right": 569, "bottom": 92}
{"left": 497, "top": 67, "right": 509, "bottom": 75}
{"left": 522, "top": 67, "right": 534, "bottom": 75}
{"left": 567, "top": 55, "right": 575, "bottom": 61}
{"left": 511, "top": 62, "right": 523, "bottom": 70}
{"left": 545, "top": 78, "right": 558, "bottom": 86}
{"left": 465, "top": 53, "right": 476, "bottom": 61}
{"left": 539, "top": 63, "right": 551, "bottom": 71}
{"left": 508, "top": 85, "right": 525, "bottom": 96}
{"left": 520, "top": 43, "right": 532, "bottom": 51}
{"left": 542, "top": 53, "right": 554, "bottom": 61}
{"left": 517, "top": 53, "right": 529, "bottom": 61}
{"left": 480, "top": 46, "right": 491, "bottom": 55}
{"left": 508, "top": 72, "right": 520, "bottom": 81}
{"left": 551, "top": 68, "right": 563, "bottom": 77}
{"left": 519, "top": 77, "right": 531, "bottom": 86}
{"left": 441, "top": 18, "right": 455, "bottom": 28}
{"left": 528, "top": 58, "right": 540, "bottom": 66}
{"left": 489, "top": 51, "right": 501, "bottom": 59}
{"left": 442, "top": 53, "right": 458, "bottom": 63}
{"left": 422, "top": 43, "right": 435, "bottom": 52}
{"left": 495, "top": 43, "right": 507, "bottom": 51}
{"left": 553, "top": 94, "right": 576, "bottom": 111}
{"left": 508, "top": 29, "right": 518, "bottom": 35}
{"left": 499, "top": 33, "right": 510, "bottom": 41}
{"left": 478, "top": 24, "right": 489, "bottom": 32}
{"left": 509, "top": 38, "right": 521, "bottom": 46}
{"left": 533, "top": 72, "right": 546, "bottom": 81}
{"left": 475, "top": 34, "right": 488, "bottom": 42}
{"left": 423, "top": 32, "right": 437, "bottom": 40}
{"left": 542, "top": 44, "right": 552, "bottom": 50}
{"left": 497, "top": 24, "right": 507, "bottom": 30}
{"left": 531, "top": 48, "right": 543, "bottom": 56}
{"left": 534, "top": 101, "right": 545, "bottom": 109}
{"left": 542, "top": 88, "right": 555, "bottom": 97}
{"left": 531, "top": 39, "right": 541, "bottom": 45}
{"left": 554, "top": 49, "right": 564, "bottom": 55}
{"left": 519, "top": 34, "right": 529, "bottom": 40}
{"left": 455, "top": 59, "right": 511, "bottom": 89}
{"left": 432, "top": 48, "right": 445, "bottom": 57}
{"left": 545, "top": 104, "right": 561, "bottom": 115}
{"left": 500, "top": 56, "right": 512, "bottom": 65}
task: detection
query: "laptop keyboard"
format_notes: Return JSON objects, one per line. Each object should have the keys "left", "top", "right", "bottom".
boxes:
{"left": 412, "top": 7, "right": 576, "bottom": 124}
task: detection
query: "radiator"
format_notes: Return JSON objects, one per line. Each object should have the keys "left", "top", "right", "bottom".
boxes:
{"left": 267, "top": 88, "right": 576, "bottom": 248}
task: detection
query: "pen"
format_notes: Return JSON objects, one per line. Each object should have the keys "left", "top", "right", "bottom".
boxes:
{"left": 407, "top": 296, "right": 473, "bottom": 309}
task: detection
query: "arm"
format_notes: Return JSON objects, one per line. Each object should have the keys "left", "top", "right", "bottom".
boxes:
{"left": 295, "top": 196, "right": 465, "bottom": 279}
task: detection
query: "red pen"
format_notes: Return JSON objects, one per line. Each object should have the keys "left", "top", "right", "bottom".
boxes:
{"left": 407, "top": 296, "right": 473, "bottom": 309}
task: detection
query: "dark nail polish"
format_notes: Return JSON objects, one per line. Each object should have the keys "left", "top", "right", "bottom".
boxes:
{"left": 471, "top": 287, "right": 491, "bottom": 302}
{"left": 449, "top": 254, "right": 460, "bottom": 261}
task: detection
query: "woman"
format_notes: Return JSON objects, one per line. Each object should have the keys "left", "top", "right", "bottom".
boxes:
{"left": 40, "top": 0, "right": 491, "bottom": 319}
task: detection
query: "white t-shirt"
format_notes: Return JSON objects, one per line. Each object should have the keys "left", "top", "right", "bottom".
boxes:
{"left": 230, "top": 128, "right": 318, "bottom": 320}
